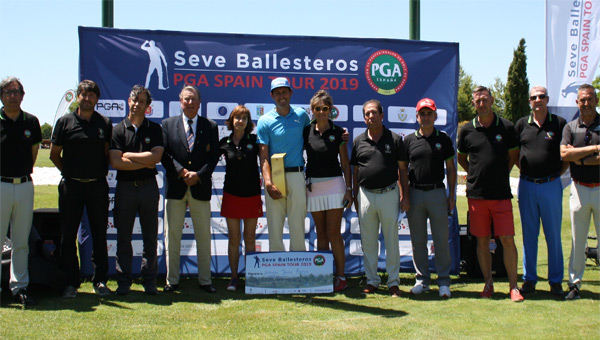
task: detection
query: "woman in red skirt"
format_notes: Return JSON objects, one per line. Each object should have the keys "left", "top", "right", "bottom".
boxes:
{"left": 219, "top": 105, "right": 263, "bottom": 291}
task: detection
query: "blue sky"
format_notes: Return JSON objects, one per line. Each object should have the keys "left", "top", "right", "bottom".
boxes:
{"left": 0, "top": 0, "right": 562, "bottom": 125}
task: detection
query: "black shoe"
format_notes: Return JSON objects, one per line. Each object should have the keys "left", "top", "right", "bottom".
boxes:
{"left": 144, "top": 285, "right": 159, "bottom": 296}
{"left": 199, "top": 284, "right": 216, "bottom": 293}
{"left": 520, "top": 281, "right": 536, "bottom": 294}
{"left": 550, "top": 283, "right": 564, "bottom": 296}
{"left": 13, "top": 289, "right": 38, "bottom": 306}
{"left": 115, "top": 285, "right": 131, "bottom": 296}
{"left": 564, "top": 285, "right": 580, "bottom": 300}
{"left": 163, "top": 284, "right": 180, "bottom": 293}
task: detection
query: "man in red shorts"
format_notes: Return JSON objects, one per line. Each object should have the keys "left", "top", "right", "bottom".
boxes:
{"left": 457, "top": 86, "right": 523, "bottom": 302}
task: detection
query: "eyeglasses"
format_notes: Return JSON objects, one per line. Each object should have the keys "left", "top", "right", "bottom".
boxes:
{"left": 2, "top": 90, "right": 21, "bottom": 97}
{"left": 585, "top": 129, "right": 592, "bottom": 145}
{"left": 529, "top": 94, "right": 547, "bottom": 101}
{"left": 313, "top": 106, "right": 330, "bottom": 113}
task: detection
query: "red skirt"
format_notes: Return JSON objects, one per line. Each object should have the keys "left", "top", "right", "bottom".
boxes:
{"left": 221, "top": 192, "right": 263, "bottom": 219}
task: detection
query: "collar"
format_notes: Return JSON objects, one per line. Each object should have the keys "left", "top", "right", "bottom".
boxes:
{"left": 0, "top": 108, "right": 24, "bottom": 121}
{"left": 310, "top": 119, "right": 336, "bottom": 133}
{"left": 124, "top": 116, "right": 149, "bottom": 129}
{"left": 415, "top": 127, "right": 439, "bottom": 138}
{"left": 472, "top": 112, "right": 499, "bottom": 128}
{"left": 226, "top": 133, "right": 250, "bottom": 144}
{"left": 527, "top": 112, "right": 553, "bottom": 125}
{"left": 577, "top": 112, "right": 600, "bottom": 128}
{"left": 182, "top": 114, "right": 198, "bottom": 126}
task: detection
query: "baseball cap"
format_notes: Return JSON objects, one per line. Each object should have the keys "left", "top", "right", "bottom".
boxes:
{"left": 270, "top": 77, "right": 291, "bottom": 92}
{"left": 416, "top": 98, "right": 437, "bottom": 112}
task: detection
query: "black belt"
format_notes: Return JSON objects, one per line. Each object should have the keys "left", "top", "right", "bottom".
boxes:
{"left": 410, "top": 182, "right": 445, "bottom": 191}
{"left": 520, "top": 174, "right": 559, "bottom": 184}
{"left": 121, "top": 177, "right": 155, "bottom": 187}
{"left": 362, "top": 183, "right": 397, "bottom": 194}
{"left": 1, "top": 176, "right": 31, "bottom": 184}
{"left": 284, "top": 166, "right": 304, "bottom": 173}
{"left": 70, "top": 177, "right": 99, "bottom": 183}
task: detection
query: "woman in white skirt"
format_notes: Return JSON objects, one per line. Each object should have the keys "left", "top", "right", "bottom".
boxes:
{"left": 303, "top": 90, "right": 353, "bottom": 292}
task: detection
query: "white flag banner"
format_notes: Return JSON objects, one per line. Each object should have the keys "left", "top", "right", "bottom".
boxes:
{"left": 546, "top": 0, "right": 600, "bottom": 121}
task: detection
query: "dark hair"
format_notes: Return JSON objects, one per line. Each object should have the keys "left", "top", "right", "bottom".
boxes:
{"left": 578, "top": 83, "right": 598, "bottom": 99}
{"left": 225, "top": 105, "right": 254, "bottom": 135}
{"left": 77, "top": 80, "right": 101, "bottom": 98}
{"left": 472, "top": 85, "right": 492, "bottom": 98}
{"left": 0, "top": 76, "right": 24, "bottom": 96}
{"left": 310, "top": 90, "right": 333, "bottom": 110}
{"left": 362, "top": 99, "right": 383, "bottom": 115}
{"left": 129, "top": 85, "right": 152, "bottom": 106}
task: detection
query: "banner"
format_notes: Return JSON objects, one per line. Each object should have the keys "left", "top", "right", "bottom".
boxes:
{"left": 78, "top": 26, "right": 459, "bottom": 277}
{"left": 546, "top": 0, "right": 600, "bottom": 121}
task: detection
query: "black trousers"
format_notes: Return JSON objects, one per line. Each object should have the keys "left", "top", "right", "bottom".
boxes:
{"left": 113, "top": 178, "right": 159, "bottom": 287}
{"left": 58, "top": 178, "right": 109, "bottom": 287}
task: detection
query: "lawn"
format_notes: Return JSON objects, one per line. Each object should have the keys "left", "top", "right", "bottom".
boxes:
{"left": 2, "top": 161, "right": 598, "bottom": 339}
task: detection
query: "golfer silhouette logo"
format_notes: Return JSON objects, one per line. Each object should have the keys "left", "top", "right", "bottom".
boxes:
{"left": 141, "top": 40, "right": 169, "bottom": 90}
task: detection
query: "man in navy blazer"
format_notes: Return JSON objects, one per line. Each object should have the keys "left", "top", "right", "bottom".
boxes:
{"left": 161, "top": 85, "right": 219, "bottom": 293}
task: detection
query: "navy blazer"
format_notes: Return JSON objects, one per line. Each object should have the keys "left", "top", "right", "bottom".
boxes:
{"left": 161, "top": 114, "right": 219, "bottom": 200}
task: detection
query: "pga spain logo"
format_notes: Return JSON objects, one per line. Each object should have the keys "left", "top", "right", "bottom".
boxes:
{"left": 365, "top": 50, "right": 408, "bottom": 95}
{"left": 313, "top": 255, "right": 326, "bottom": 266}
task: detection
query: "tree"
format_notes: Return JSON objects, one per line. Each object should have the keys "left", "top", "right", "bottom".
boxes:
{"left": 41, "top": 123, "right": 52, "bottom": 139}
{"left": 490, "top": 77, "right": 506, "bottom": 115}
{"left": 458, "top": 66, "right": 476, "bottom": 122}
{"left": 504, "top": 38, "right": 530, "bottom": 123}
{"left": 593, "top": 74, "right": 600, "bottom": 104}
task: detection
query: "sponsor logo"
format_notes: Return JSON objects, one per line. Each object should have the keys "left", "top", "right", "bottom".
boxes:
{"left": 384, "top": 144, "right": 392, "bottom": 154}
{"left": 217, "top": 105, "right": 228, "bottom": 117}
{"left": 545, "top": 131, "right": 555, "bottom": 140}
{"left": 398, "top": 108, "right": 408, "bottom": 122}
{"left": 330, "top": 106, "right": 340, "bottom": 120}
{"left": 313, "top": 255, "right": 325, "bottom": 266}
{"left": 257, "top": 105, "right": 264, "bottom": 117}
{"left": 24, "top": 130, "right": 31, "bottom": 138}
{"left": 144, "top": 101, "right": 164, "bottom": 118}
{"left": 65, "top": 92, "right": 74, "bottom": 102}
{"left": 247, "top": 143, "right": 254, "bottom": 150}
{"left": 364, "top": 50, "right": 408, "bottom": 95}
{"left": 96, "top": 99, "right": 126, "bottom": 117}
{"left": 98, "top": 128, "right": 105, "bottom": 139}
{"left": 435, "top": 142, "right": 442, "bottom": 150}
{"left": 144, "top": 137, "right": 151, "bottom": 144}
{"left": 495, "top": 134, "right": 503, "bottom": 142}
{"left": 328, "top": 135, "right": 335, "bottom": 143}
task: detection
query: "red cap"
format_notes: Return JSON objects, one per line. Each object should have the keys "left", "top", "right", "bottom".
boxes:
{"left": 416, "top": 98, "right": 437, "bottom": 112}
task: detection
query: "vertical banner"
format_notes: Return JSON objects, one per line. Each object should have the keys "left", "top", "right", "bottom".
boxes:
{"left": 546, "top": 0, "right": 600, "bottom": 121}
{"left": 79, "top": 27, "right": 459, "bottom": 277}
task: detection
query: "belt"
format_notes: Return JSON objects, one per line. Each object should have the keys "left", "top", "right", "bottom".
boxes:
{"left": 0, "top": 176, "right": 31, "bottom": 184}
{"left": 70, "top": 178, "right": 99, "bottom": 183}
{"left": 121, "top": 177, "right": 155, "bottom": 187}
{"left": 520, "top": 174, "right": 559, "bottom": 184}
{"left": 573, "top": 179, "right": 600, "bottom": 188}
{"left": 410, "top": 182, "right": 445, "bottom": 191}
{"left": 362, "top": 183, "right": 397, "bottom": 194}
{"left": 284, "top": 166, "right": 304, "bottom": 173}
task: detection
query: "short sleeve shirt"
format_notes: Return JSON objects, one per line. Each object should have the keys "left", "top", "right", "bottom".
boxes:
{"left": 51, "top": 111, "right": 113, "bottom": 179}
{"left": 515, "top": 113, "right": 566, "bottom": 178}
{"left": 0, "top": 109, "right": 42, "bottom": 177}
{"left": 560, "top": 113, "right": 600, "bottom": 183}
{"left": 303, "top": 120, "right": 345, "bottom": 178}
{"left": 350, "top": 127, "right": 407, "bottom": 190}
{"left": 457, "top": 114, "right": 518, "bottom": 199}
{"left": 110, "top": 117, "right": 163, "bottom": 181}
{"left": 256, "top": 106, "right": 310, "bottom": 167}
{"left": 219, "top": 133, "right": 261, "bottom": 197}
{"left": 404, "top": 128, "right": 455, "bottom": 185}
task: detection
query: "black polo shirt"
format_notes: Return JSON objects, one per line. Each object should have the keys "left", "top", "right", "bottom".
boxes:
{"left": 110, "top": 116, "right": 163, "bottom": 181}
{"left": 457, "top": 114, "right": 518, "bottom": 199}
{"left": 560, "top": 113, "right": 600, "bottom": 183}
{"left": 0, "top": 109, "right": 42, "bottom": 177}
{"left": 515, "top": 113, "right": 566, "bottom": 178}
{"left": 219, "top": 133, "right": 261, "bottom": 197}
{"left": 350, "top": 126, "right": 406, "bottom": 190}
{"left": 51, "top": 110, "right": 112, "bottom": 179}
{"left": 303, "top": 120, "right": 345, "bottom": 178}
{"left": 404, "top": 128, "right": 454, "bottom": 185}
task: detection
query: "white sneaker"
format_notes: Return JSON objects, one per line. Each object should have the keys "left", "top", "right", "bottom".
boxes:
{"left": 439, "top": 285, "right": 451, "bottom": 298}
{"left": 410, "top": 283, "right": 430, "bottom": 294}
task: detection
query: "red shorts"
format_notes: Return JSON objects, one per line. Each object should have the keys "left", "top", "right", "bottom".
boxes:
{"left": 221, "top": 192, "right": 263, "bottom": 219}
{"left": 468, "top": 198, "right": 515, "bottom": 237}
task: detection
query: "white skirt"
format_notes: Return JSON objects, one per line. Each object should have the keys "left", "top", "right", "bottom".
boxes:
{"left": 306, "top": 176, "right": 346, "bottom": 212}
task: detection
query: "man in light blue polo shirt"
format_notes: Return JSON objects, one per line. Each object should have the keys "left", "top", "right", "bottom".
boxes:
{"left": 257, "top": 77, "right": 310, "bottom": 251}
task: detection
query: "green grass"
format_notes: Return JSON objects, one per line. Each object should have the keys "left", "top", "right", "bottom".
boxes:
{"left": 4, "top": 165, "right": 598, "bottom": 339}
{"left": 34, "top": 148, "right": 54, "bottom": 168}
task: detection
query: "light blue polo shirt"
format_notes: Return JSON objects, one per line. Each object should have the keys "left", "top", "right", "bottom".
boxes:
{"left": 257, "top": 106, "right": 310, "bottom": 167}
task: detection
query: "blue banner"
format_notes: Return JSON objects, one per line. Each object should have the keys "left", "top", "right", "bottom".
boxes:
{"left": 78, "top": 26, "right": 459, "bottom": 277}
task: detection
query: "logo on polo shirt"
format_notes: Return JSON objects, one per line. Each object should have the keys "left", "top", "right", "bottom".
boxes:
{"left": 313, "top": 255, "right": 325, "bottom": 266}
{"left": 495, "top": 134, "right": 503, "bottom": 142}
{"left": 98, "top": 128, "right": 105, "bottom": 138}
{"left": 365, "top": 50, "right": 408, "bottom": 95}
{"left": 328, "top": 135, "right": 335, "bottom": 143}
{"left": 145, "top": 137, "right": 151, "bottom": 144}
{"left": 545, "top": 131, "right": 554, "bottom": 140}
{"left": 24, "top": 130, "right": 31, "bottom": 138}
{"left": 435, "top": 142, "right": 442, "bottom": 150}
{"left": 246, "top": 143, "right": 254, "bottom": 150}
{"left": 385, "top": 144, "right": 392, "bottom": 153}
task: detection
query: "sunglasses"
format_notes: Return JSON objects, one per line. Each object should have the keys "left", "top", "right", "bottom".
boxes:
{"left": 585, "top": 129, "right": 592, "bottom": 145}
{"left": 529, "top": 94, "right": 548, "bottom": 101}
{"left": 313, "top": 106, "right": 330, "bottom": 113}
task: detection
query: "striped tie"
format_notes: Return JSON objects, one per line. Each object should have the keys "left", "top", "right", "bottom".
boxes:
{"left": 187, "top": 119, "right": 194, "bottom": 151}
